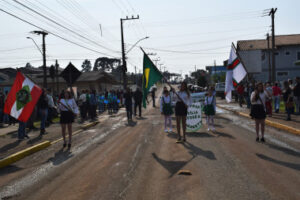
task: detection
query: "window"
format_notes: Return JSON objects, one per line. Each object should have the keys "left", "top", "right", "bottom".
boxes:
{"left": 285, "top": 51, "right": 290, "bottom": 55}
{"left": 261, "top": 52, "right": 265, "bottom": 61}
{"left": 297, "top": 52, "right": 300, "bottom": 60}
{"left": 274, "top": 52, "right": 279, "bottom": 56}
{"left": 277, "top": 71, "right": 288, "bottom": 77}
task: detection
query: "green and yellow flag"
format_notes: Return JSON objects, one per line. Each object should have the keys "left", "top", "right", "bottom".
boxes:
{"left": 142, "top": 52, "right": 163, "bottom": 108}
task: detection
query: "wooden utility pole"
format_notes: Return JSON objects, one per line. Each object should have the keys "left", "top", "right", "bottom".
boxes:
{"left": 269, "top": 8, "right": 277, "bottom": 83}
{"left": 120, "top": 15, "right": 139, "bottom": 89}
{"left": 55, "top": 60, "right": 59, "bottom": 96}
{"left": 267, "top": 33, "right": 271, "bottom": 82}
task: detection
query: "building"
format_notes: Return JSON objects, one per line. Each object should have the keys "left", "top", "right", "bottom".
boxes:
{"left": 205, "top": 65, "right": 226, "bottom": 75}
{"left": 237, "top": 34, "right": 300, "bottom": 82}
{"left": 0, "top": 66, "right": 119, "bottom": 94}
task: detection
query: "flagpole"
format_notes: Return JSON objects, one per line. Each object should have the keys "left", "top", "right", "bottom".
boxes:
{"left": 231, "top": 42, "right": 250, "bottom": 81}
{"left": 140, "top": 47, "right": 187, "bottom": 106}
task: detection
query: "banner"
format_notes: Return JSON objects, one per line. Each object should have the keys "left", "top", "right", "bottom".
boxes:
{"left": 186, "top": 92, "right": 206, "bottom": 132}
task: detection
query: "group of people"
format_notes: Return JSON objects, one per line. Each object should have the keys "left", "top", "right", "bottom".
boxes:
{"left": 236, "top": 77, "right": 300, "bottom": 121}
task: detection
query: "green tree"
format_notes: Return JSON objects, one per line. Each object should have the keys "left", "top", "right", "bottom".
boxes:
{"left": 81, "top": 59, "right": 92, "bottom": 72}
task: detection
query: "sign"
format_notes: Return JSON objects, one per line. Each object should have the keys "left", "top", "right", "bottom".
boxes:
{"left": 186, "top": 92, "right": 206, "bottom": 132}
{"left": 60, "top": 62, "right": 81, "bottom": 85}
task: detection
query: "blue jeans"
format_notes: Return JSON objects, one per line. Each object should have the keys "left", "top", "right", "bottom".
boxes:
{"left": 274, "top": 96, "right": 280, "bottom": 112}
{"left": 18, "top": 121, "right": 26, "bottom": 139}
{"left": 40, "top": 108, "right": 48, "bottom": 130}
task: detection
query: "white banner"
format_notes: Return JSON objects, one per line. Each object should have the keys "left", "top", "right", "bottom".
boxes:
{"left": 186, "top": 92, "right": 206, "bottom": 132}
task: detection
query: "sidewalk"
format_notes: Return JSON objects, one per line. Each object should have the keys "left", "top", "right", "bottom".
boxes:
{"left": 0, "top": 118, "right": 96, "bottom": 160}
{"left": 217, "top": 98, "right": 300, "bottom": 134}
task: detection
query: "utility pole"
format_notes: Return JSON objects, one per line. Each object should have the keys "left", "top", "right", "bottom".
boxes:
{"left": 153, "top": 57, "right": 160, "bottom": 66}
{"left": 55, "top": 60, "right": 59, "bottom": 96}
{"left": 134, "top": 66, "right": 137, "bottom": 84}
{"left": 269, "top": 8, "right": 277, "bottom": 83}
{"left": 32, "top": 30, "right": 48, "bottom": 88}
{"left": 120, "top": 15, "right": 139, "bottom": 90}
{"left": 267, "top": 33, "right": 271, "bottom": 82}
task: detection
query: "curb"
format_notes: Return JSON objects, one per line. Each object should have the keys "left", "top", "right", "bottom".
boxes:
{"left": 0, "top": 141, "right": 51, "bottom": 168}
{"left": 0, "top": 121, "right": 99, "bottom": 169}
{"left": 217, "top": 105, "right": 300, "bottom": 136}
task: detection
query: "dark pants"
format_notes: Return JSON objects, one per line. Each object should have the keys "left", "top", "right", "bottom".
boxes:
{"left": 134, "top": 102, "right": 142, "bottom": 117}
{"left": 89, "top": 105, "right": 97, "bottom": 120}
{"left": 126, "top": 103, "right": 132, "bottom": 120}
{"left": 80, "top": 103, "right": 87, "bottom": 120}
{"left": 18, "top": 121, "right": 26, "bottom": 139}
{"left": 152, "top": 96, "right": 155, "bottom": 107}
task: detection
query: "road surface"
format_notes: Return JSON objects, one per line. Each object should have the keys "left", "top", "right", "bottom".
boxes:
{"left": 0, "top": 98, "right": 299, "bottom": 200}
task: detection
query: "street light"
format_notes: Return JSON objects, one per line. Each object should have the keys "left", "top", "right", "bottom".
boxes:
{"left": 126, "top": 36, "right": 149, "bottom": 54}
{"left": 26, "top": 36, "right": 43, "bottom": 56}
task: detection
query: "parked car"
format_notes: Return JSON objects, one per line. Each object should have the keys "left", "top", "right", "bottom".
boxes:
{"left": 215, "top": 82, "right": 225, "bottom": 99}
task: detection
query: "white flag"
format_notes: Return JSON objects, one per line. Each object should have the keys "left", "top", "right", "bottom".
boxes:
{"left": 225, "top": 45, "right": 247, "bottom": 102}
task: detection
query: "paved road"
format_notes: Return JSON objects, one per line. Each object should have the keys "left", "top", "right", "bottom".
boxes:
{"left": 0, "top": 99, "right": 299, "bottom": 200}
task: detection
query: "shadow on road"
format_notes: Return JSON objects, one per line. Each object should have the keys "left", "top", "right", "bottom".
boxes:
{"left": 136, "top": 117, "right": 147, "bottom": 120}
{"left": 27, "top": 135, "right": 43, "bottom": 145}
{"left": 213, "top": 131, "right": 235, "bottom": 139}
{"left": 0, "top": 165, "right": 23, "bottom": 176}
{"left": 152, "top": 153, "right": 195, "bottom": 178}
{"left": 125, "top": 121, "right": 137, "bottom": 127}
{"left": 186, "top": 132, "right": 214, "bottom": 138}
{"left": 266, "top": 143, "right": 300, "bottom": 158}
{"left": 256, "top": 153, "right": 300, "bottom": 171}
{"left": 48, "top": 148, "right": 73, "bottom": 166}
{"left": 0, "top": 140, "right": 21, "bottom": 154}
{"left": 183, "top": 142, "right": 216, "bottom": 160}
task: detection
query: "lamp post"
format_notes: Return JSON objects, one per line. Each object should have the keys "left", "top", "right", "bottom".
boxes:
{"left": 26, "top": 37, "right": 43, "bottom": 56}
{"left": 126, "top": 36, "right": 149, "bottom": 54}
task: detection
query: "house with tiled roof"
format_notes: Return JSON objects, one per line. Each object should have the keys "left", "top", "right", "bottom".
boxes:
{"left": 237, "top": 34, "right": 300, "bottom": 82}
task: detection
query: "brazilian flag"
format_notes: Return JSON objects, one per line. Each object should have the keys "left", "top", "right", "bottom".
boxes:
{"left": 142, "top": 53, "right": 163, "bottom": 108}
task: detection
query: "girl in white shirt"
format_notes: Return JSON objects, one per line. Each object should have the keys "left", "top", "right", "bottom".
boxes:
{"left": 59, "top": 91, "right": 79, "bottom": 148}
{"left": 204, "top": 87, "right": 216, "bottom": 131}
{"left": 172, "top": 82, "right": 192, "bottom": 143}
{"left": 160, "top": 87, "right": 174, "bottom": 133}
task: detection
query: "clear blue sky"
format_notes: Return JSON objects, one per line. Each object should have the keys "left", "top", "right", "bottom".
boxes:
{"left": 0, "top": 0, "right": 299, "bottom": 76}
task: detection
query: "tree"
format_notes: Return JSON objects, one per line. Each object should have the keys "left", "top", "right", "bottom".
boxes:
{"left": 81, "top": 59, "right": 92, "bottom": 72}
{"left": 93, "top": 57, "right": 121, "bottom": 72}
{"left": 197, "top": 76, "right": 207, "bottom": 87}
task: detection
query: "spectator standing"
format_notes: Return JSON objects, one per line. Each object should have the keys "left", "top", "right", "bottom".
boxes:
{"left": 46, "top": 89, "right": 55, "bottom": 125}
{"left": 151, "top": 88, "right": 156, "bottom": 107}
{"left": 133, "top": 88, "right": 143, "bottom": 117}
{"left": 283, "top": 81, "right": 294, "bottom": 121}
{"left": 0, "top": 90, "right": 4, "bottom": 126}
{"left": 160, "top": 87, "right": 173, "bottom": 133}
{"left": 265, "top": 82, "right": 273, "bottom": 117}
{"left": 78, "top": 90, "right": 87, "bottom": 122}
{"left": 124, "top": 87, "right": 133, "bottom": 122}
{"left": 37, "top": 89, "right": 48, "bottom": 135}
{"left": 237, "top": 84, "right": 244, "bottom": 107}
{"left": 272, "top": 82, "right": 281, "bottom": 113}
{"left": 89, "top": 90, "right": 97, "bottom": 121}
{"left": 294, "top": 77, "right": 300, "bottom": 115}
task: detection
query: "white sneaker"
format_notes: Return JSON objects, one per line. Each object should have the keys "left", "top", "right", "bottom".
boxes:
{"left": 169, "top": 128, "right": 172, "bottom": 133}
{"left": 164, "top": 129, "right": 168, "bottom": 133}
{"left": 207, "top": 128, "right": 210, "bottom": 132}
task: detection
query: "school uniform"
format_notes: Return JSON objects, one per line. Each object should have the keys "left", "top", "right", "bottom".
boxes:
{"left": 59, "top": 98, "right": 79, "bottom": 124}
{"left": 173, "top": 91, "right": 192, "bottom": 116}
{"left": 250, "top": 91, "right": 268, "bottom": 119}
{"left": 160, "top": 95, "right": 174, "bottom": 132}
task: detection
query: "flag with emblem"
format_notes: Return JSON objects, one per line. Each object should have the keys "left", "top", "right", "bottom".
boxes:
{"left": 4, "top": 71, "right": 42, "bottom": 122}
{"left": 142, "top": 52, "right": 163, "bottom": 108}
{"left": 225, "top": 44, "right": 247, "bottom": 102}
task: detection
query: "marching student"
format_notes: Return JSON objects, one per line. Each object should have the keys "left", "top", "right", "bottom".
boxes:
{"left": 160, "top": 86, "right": 173, "bottom": 133}
{"left": 172, "top": 82, "right": 192, "bottom": 143}
{"left": 203, "top": 87, "right": 216, "bottom": 131}
{"left": 58, "top": 90, "right": 79, "bottom": 148}
{"left": 250, "top": 82, "right": 270, "bottom": 142}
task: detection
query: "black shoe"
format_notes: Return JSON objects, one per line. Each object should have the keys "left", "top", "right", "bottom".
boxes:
{"left": 25, "top": 135, "right": 30, "bottom": 139}
{"left": 260, "top": 137, "right": 265, "bottom": 143}
{"left": 68, "top": 144, "right": 71, "bottom": 148}
{"left": 63, "top": 143, "right": 67, "bottom": 148}
{"left": 256, "top": 137, "right": 259, "bottom": 142}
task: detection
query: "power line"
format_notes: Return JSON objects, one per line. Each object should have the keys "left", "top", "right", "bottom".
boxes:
{"left": 10, "top": 0, "right": 119, "bottom": 53}
{"left": 0, "top": 7, "right": 120, "bottom": 58}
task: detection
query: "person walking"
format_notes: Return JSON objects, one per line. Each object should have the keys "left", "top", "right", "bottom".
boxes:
{"left": 250, "top": 82, "right": 269, "bottom": 142}
{"left": 46, "top": 89, "right": 55, "bottom": 125}
{"left": 133, "top": 87, "right": 143, "bottom": 117}
{"left": 272, "top": 82, "right": 282, "bottom": 113}
{"left": 237, "top": 83, "right": 244, "bottom": 107}
{"left": 203, "top": 87, "right": 216, "bottom": 131}
{"left": 265, "top": 82, "right": 273, "bottom": 117}
{"left": 78, "top": 90, "right": 87, "bottom": 122}
{"left": 151, "top": 88, "right": 156, "bottom": 107}
{"left": 37, "top": 89, "right": 48, "bottom": 135}
{"left": 124, "top": 87, "right": 133, "bottom": 122}
{"left": 18, "top": 120, "right": 28, "bottom": 140}
{"left": 160, "top": 87, "right": 173, "bottom": 133}
{"left": 293, "top": 77, "right": 300, "bottom": 115}
{"left": 58, "top": 91, "right": 79, "bottom": 148}
{"left": 89, "top": 90, "right": 97, "bottom": 121}
{"left": 172, "top": 82, "right": 192, "bottom": 143}
{"left": 283, "top": 81, "right": 294, "bottom": 121}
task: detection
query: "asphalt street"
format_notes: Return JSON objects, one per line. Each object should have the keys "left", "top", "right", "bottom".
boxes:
{"left": 0, "top": 99, "right": 299, "bottom": 200}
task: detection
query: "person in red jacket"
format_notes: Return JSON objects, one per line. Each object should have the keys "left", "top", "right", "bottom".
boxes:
{"left": 237, "top": 84, "right": 245, "bottom": 107}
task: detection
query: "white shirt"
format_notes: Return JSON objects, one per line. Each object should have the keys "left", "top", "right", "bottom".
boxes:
{"left": 79, "top": 93, "right": 87, "bottom": 103}
{"left": 204, "top": 95, "right": 216, "bottom": 111}
{"left": 59, "top": 98, "right": 79, "bottom": 114}
{"left": 47, "top": 94, "right": 55, "bottom": 108}
{"left": 160, "top": 95, "right": 171, "bottom": 112}
{"left": 251, "top": 91, "right": 269, "bottom": 107}
{"left": 173, "top": 91, "right": 192, "bottom": 106}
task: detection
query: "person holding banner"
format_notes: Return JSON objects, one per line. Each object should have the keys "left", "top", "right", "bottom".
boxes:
{"left": 160, "top": 87, "right": 174, "bottom": 133}
{"left": 203, "top": 87, "right": 216, "bottom": 131}
{"left": 172, "top": 82, "right": 192, "bottom": 143}
{"left": 59, "top": 91, "right": 79, "bottom": 148}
